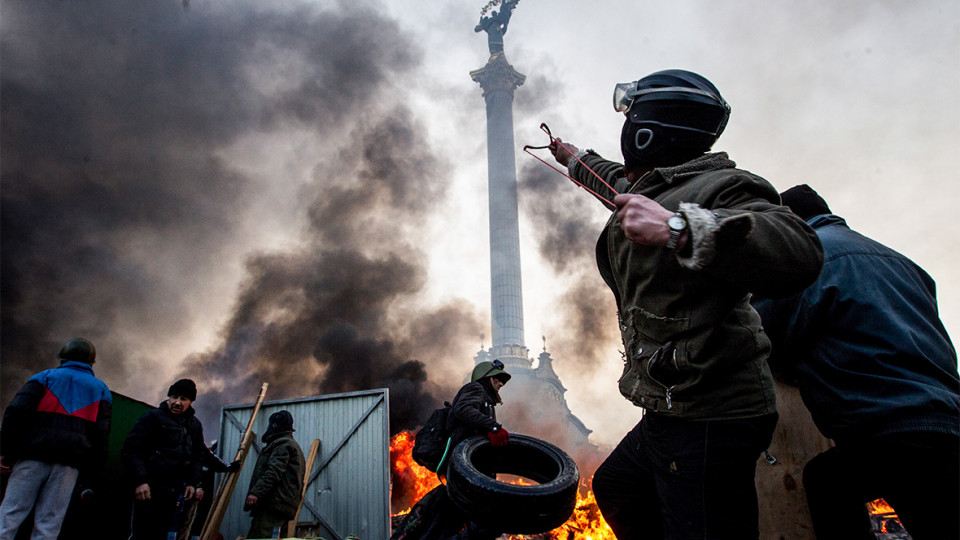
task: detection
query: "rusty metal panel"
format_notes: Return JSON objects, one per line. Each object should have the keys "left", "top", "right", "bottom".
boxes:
{"left": 214, "top": 389, "right": 390, "bottom": 540}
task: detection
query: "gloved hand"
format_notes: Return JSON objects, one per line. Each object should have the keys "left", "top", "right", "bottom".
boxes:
{"left": 487, "top": 427, "right": 510, "bottom": 447}
{"left": 227, "top": 460, "right": 242, "bottom": 472}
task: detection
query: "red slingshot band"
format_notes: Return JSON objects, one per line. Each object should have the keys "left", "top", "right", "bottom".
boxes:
{"left": 522, "top": 123, "right": 620, "bottom": 206}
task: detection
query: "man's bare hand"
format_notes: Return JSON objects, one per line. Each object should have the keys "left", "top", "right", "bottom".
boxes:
{"left": 614, "top": 194, "right": 675, "bottom": 246}
{"left": 184, "top": 485, "right": 196, "bottom": 501}
{"left": 548, "top": 138, "right": 579, "bottom": 167}
{"left": 134, "top": 483, "right": 151, "bottom": 501}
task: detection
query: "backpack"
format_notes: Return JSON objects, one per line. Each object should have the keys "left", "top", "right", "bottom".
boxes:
{"left": 412, "top": 401, "right": 452, "bottom": 472}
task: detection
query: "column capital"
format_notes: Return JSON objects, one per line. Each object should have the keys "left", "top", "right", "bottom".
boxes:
{"left": 470, "top": 52, "right": 526, "bottom": 97}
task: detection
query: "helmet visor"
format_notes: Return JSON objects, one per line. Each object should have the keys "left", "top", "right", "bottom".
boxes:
{"left": 613, "top": 81, "right": 637, "bottom": 113}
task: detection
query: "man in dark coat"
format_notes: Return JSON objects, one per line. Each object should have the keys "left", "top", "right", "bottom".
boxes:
{"left": 122, "top": 379, "right": 206, "bottom": 540}
{"left": 0, "top": 338, "right": 112, "bottom": 540}
{"left": 446, "top": 360, "right": 511, "bottom": 453}
{"left": 753, "top": 184, "right": 959, "bottom": 540}
{"left": 243, "top": 410, "right": 305, "bottom": 539}
{"left": 548, "top": 69, "right": 823, "bottom": 539}
{"left": 390, "top": 360, "right": 511, "bottom": 540}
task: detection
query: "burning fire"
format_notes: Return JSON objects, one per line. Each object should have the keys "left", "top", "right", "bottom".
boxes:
{"left": 391, "top": 431, "right": 914, "bottom": 540}
{"left": 390, "top": 431, "right": 615, "bottom": 539}
{"left": 390, "top": 430, "right": 440, "bottom": 515}
{"left": 867, "top": 498, "right": 910, "bottom": 537}
{"left": 867, "top": 498, "right": 896, "bottom": 515}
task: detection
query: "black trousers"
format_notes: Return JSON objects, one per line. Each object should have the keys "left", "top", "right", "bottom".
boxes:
{"left": 804, "top": 430, "right": 960, "bottom": 540}
{"left": 129, "top": 486, "right": 182, "bottom": 540}
{"left": 593, "top": 412, "right": 777, "bottom": 540}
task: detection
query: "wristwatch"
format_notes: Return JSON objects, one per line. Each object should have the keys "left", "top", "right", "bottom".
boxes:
{"left": 666, "top": 212, "right": 688, "bottom": 250}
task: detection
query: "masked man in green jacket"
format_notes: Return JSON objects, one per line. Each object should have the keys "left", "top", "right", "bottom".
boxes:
{"left": 244, "top": 410, "right": 306, "bottom": 538}
{"left": 549, "top": 69, "right": 823, "bottom": 539}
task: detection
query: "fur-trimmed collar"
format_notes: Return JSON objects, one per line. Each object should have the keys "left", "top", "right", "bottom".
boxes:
{"left": 655, "top": 152, "right": 736, "bottom": 185}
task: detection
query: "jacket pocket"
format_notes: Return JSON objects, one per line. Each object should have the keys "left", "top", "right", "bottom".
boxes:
{"left": 620, "top": 341, "right": 683, "bottom": 407}
{"left": 617, "top": 307, "right": 689, "bottom": 409}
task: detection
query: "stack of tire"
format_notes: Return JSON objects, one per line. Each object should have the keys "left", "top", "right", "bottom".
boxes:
{"left": 445, "top": 434, "right": 580, "bottom": 535}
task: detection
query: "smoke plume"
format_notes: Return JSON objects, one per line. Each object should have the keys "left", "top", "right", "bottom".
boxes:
{"left": 1, "top": 0, "right": 476, "bottom": 432}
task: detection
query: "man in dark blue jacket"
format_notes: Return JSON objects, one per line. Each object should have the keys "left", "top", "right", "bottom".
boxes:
{"left": 753, "top": 184, "right": 959, "bottom": 540}
{"left": 0, "top": 338, "right": 112, "bottom": 540}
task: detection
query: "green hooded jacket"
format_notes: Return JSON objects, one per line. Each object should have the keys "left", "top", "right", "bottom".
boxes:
{"left": 246, "top": 432, "right": 306, "bottom": 518}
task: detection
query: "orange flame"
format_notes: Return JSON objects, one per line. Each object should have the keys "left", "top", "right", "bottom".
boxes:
{"left": 390, "top": 430, "right": 440, "bottom": 515}
{"left": 390, "top": 431, "right": 615, "bottom": 539}
{"left": 867, "top": 498, "right": 908, "bottom": 535}
{"left": 867, "top": 498, "right": 896, "bottom": 515}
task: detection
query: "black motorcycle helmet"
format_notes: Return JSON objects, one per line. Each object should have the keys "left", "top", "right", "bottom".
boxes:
{"left": 615, "top": 69, "right": 731, "bottom": 170}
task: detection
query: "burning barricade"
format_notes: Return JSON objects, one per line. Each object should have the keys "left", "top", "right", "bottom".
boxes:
{"left": 391, "top": 431, "right": 615, "bottom": 539}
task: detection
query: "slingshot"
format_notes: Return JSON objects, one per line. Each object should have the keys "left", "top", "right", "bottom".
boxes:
{"left": 523, "top": 123, "right": 620, "bottom": 206}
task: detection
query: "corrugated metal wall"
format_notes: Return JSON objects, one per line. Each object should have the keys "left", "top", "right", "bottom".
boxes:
{"left": 214, "top": 389, "right": 390, "bottom": 540}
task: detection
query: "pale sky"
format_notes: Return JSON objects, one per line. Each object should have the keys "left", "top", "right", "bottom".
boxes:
{"left": 2, "top": 0, "right": 957, "bottom": 449}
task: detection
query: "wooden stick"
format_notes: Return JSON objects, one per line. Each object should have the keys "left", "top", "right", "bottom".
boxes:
{"left": 199, "top": 382, "right": 269, "bottom": 540}
{"left": 286, "top": 439, "right": 321, "bottom": 537}
{"left": 174, "top": 498, "right": 199, "bottom": 540}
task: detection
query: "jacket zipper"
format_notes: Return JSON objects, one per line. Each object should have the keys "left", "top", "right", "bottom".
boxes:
{"left": 645, "top": 344, "right": 677, "bottom": 410}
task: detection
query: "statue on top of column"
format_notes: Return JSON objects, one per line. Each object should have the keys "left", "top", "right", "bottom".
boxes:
{"left": 475, "top": 0, "right": 519, "bottom": 55}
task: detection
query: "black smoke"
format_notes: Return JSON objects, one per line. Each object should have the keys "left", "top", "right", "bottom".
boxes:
{"left": 1, "top": 0, "right": 476, "bottom": 431}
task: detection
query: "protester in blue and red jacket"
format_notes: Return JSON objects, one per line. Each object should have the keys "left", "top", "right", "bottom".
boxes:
{"left": 0, "top": 338, "right": 112, "bottom": 540}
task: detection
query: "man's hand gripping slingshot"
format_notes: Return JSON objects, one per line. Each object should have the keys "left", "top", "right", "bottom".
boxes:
{"left": 523, "top": 123, "right": 620, "bottom": 206}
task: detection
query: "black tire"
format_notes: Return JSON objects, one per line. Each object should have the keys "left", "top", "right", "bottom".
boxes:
{"left": 445, "top": 433, "right": 580, "bottom": 535}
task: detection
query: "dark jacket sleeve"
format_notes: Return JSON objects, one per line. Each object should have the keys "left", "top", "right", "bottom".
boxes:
{"left": 0, "top": 380, "right": 45, "bottom": 458}
{"left": 79, "top": 398, "right": 113, "bottom": 484}
{"left": 122, "top": 412, "right": 154, "bottom": 486}
{"left": 752, "top": 288, "right": 812, "bottom": 383}
{"left": 569, "top": 151, "right": 626, "bottom": 211}
{"left": 690, "top": 175, "right": 824, "bottom": 298}
{"left": 188, "top": 419, "right": 205, "bottom": 487}
{"left": 94, "top": 399, "right": 112, "bottom": 466}
{"left": 202, "top": 445, "right": 234, "bottom": 473}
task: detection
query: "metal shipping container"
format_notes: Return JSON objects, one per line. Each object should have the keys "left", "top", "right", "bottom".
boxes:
{"left": 214, "top": 389, "right": 390, "bottom": 540}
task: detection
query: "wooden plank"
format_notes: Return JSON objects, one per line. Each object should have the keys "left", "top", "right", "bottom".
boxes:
{"left": 199, "top": 382, "right": 268, "bottom": 540}
{"left": 286, "top": 439, "right": 321, "bottom": 537}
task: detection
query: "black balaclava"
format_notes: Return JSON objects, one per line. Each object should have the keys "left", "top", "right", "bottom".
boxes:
{"left": 620, "top": 69, "right": 730, "bottom": 171}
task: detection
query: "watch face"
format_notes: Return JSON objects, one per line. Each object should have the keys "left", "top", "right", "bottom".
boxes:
{"left": 667, "top": 214, "right": 687, "bottom": 231}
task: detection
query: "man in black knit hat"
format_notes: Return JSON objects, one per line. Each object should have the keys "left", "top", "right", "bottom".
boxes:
{"left": 754, "top": 184, "right": 959, "bottom": 540}
{"left": 122, "top": 379, "right": 207, "bottom": 540}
